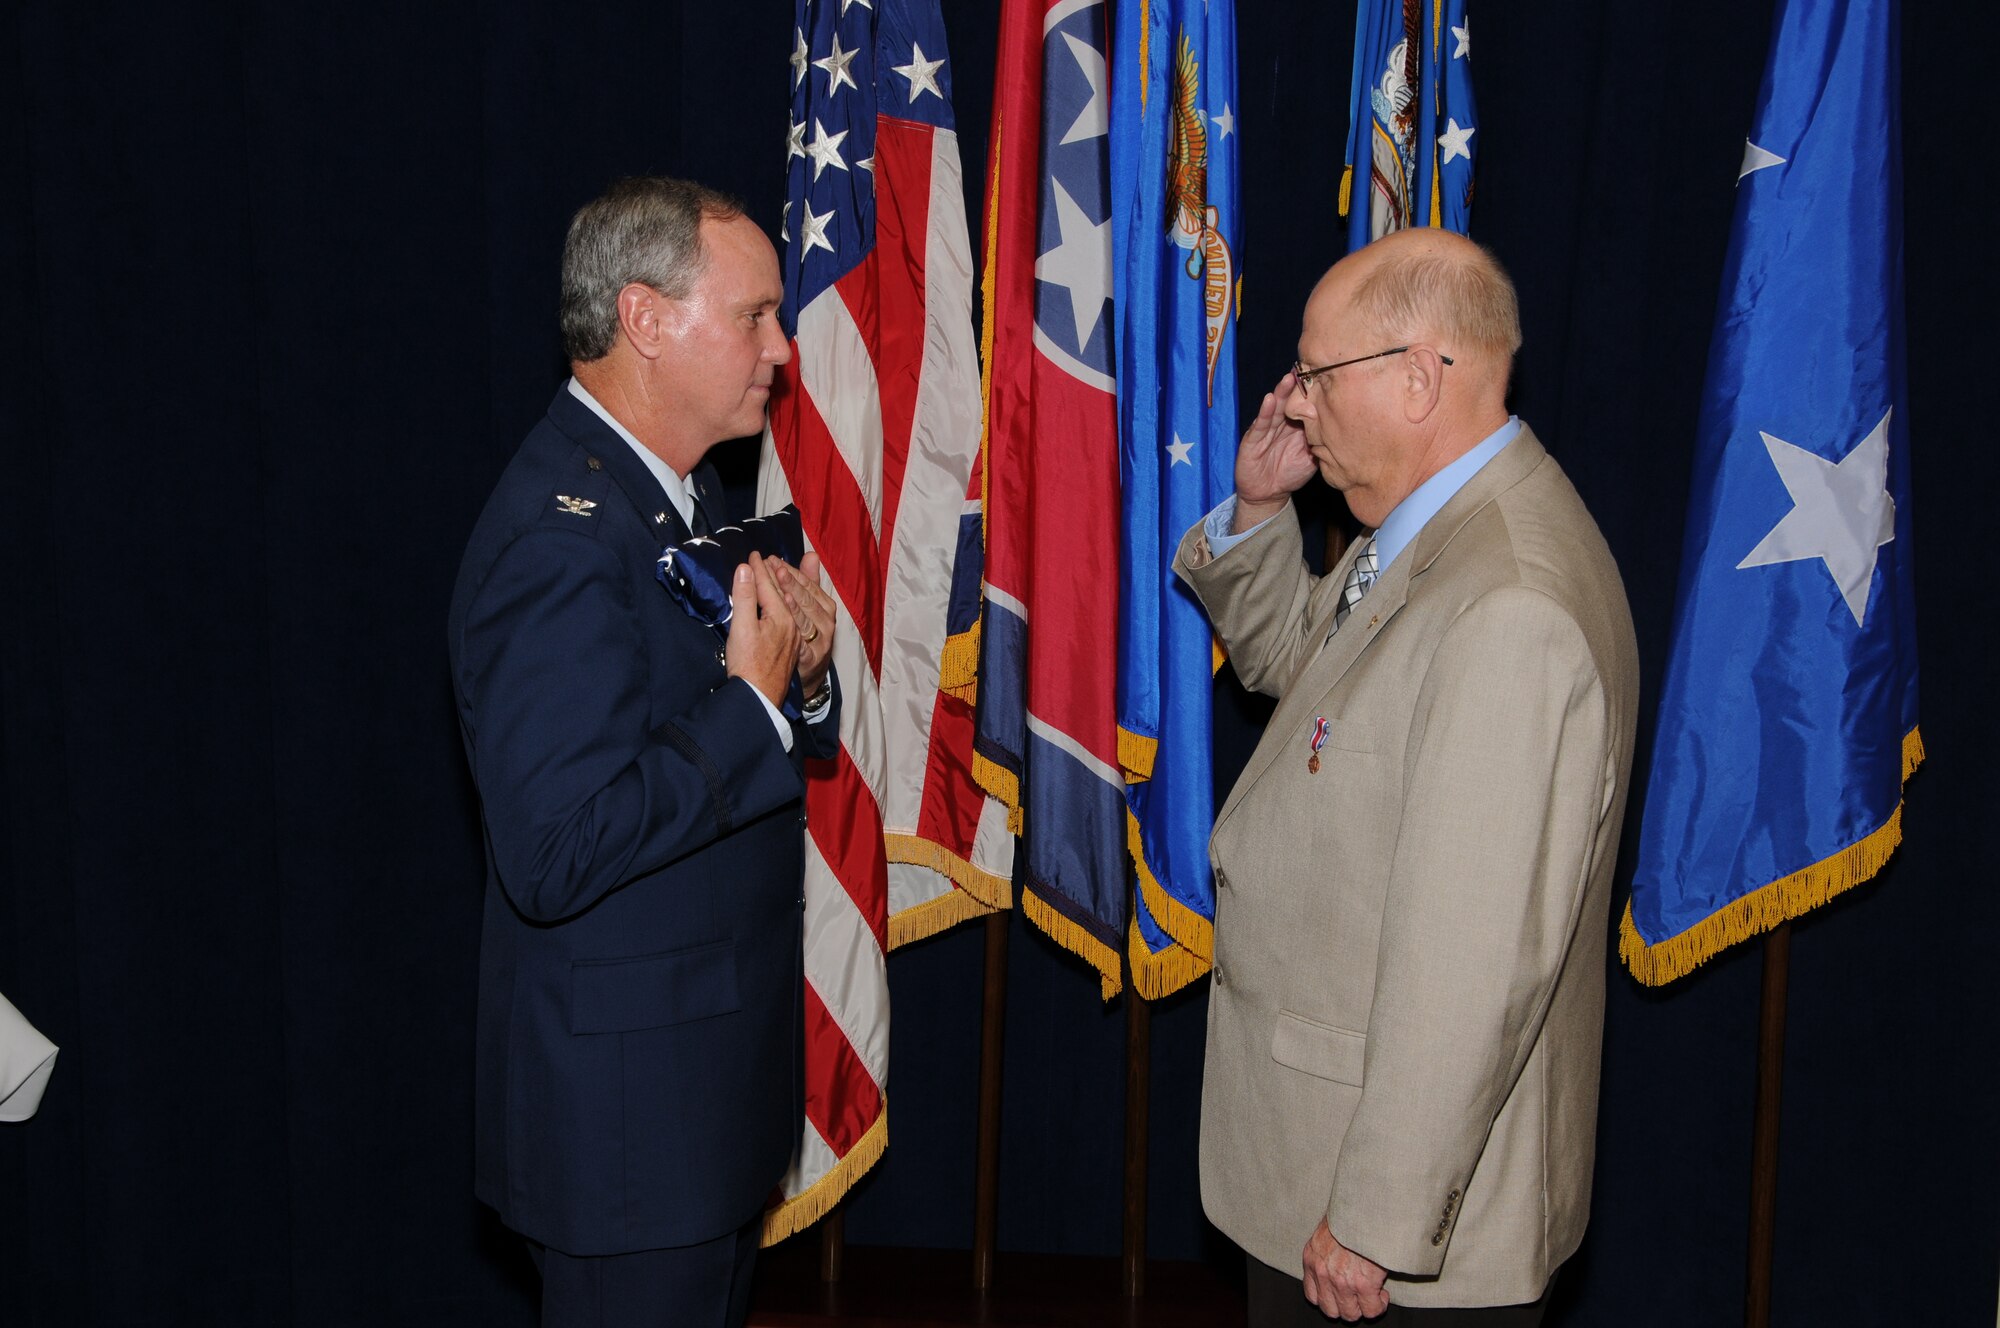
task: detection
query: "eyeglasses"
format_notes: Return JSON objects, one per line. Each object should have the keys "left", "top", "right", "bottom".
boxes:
{"left": 1292, "top": 346, "right": 1454, "bottom": 391}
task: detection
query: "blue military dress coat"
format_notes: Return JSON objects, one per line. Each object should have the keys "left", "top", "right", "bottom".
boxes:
{"left": 448, "top": 386, "right": 838, "bottom": 1256}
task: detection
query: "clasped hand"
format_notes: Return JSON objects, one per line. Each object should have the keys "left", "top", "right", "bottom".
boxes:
{"left": 725, "top": 551, "right": 836, "bottom": 707}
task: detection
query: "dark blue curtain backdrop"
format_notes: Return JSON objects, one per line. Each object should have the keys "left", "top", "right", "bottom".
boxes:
{"left": 2, "top": 2, "right": 1993, "bottom": 1324}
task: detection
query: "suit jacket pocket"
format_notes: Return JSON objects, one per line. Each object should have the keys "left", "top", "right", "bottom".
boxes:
{"left": 1320, "top": 717, "right": 1380, "bottom": 754}
{"left": 569, "top": 941, "right": 740, "bottom": 1034}
{"left": 1271, "top": 1009, "right": 1367, "bottom": 1086}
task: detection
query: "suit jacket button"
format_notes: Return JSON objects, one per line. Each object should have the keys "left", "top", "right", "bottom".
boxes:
{"left": 1215, "top": 869, "right": 1229, "bottom": 891}
{"left": 586, "top": 456, "right": 602, "bottom": 471}
{"left": 1431, "top": 1231, "right": 1444, "bottom": 1247}
{"left": 716, "top": 648, "right": 727, "bottom": 666}
{"left": 1212, "top": 963, "right": 1225, "bottom": 988}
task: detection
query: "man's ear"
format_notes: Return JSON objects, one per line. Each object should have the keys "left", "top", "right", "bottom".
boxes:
{"left": 1400, "top": 347, "right": 1448, "bottom": 423}
{"left": 616, "top": 283, "right": 666, "bottom": 361}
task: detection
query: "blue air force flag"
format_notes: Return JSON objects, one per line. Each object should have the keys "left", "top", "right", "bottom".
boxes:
{"left": 1110, "top": 0, "right": 1240, "bottom": 998}
{"left": 1622, "top": 0, "right": 1919, "bottom": 984}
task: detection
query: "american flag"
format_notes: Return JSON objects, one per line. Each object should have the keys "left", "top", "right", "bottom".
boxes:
{"left": 758, "top": 0, "right": 1016, "bottom": 1240}
{"left": 973, "top": 0, "right": 1128, "bottom": 998}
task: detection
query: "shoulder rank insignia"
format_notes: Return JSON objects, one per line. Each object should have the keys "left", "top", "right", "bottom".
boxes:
{"left": 554, "top": 495, "right": 598, "bottom": 517}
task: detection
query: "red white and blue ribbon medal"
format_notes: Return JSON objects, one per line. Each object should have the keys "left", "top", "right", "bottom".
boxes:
{"left": 1307, "top": 716, "right": 1330, "bottom": 774}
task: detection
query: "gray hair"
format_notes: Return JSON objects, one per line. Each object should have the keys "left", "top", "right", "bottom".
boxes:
{"left": 559, "top": 177, "right": 748, "bottom": 363}
{"left": 1352, "top": 239, "right": 1523, "bottom": 360}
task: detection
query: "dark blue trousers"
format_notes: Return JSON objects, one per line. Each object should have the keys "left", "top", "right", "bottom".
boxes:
{"left": 528, "top": 1218, "right": 760, "bottom": 1328}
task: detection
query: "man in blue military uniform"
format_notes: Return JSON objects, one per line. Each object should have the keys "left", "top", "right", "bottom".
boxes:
{"left": 448, "top": 177, "right": 839, "bottom": 1327}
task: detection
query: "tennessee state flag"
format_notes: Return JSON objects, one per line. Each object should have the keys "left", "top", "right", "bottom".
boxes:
{"left": 1623, "top": 0, "right": 1919, "bottom": 983}
{"left": 974, "top": 0, "right": 1130, "bottom": 996}
{"left": 1110, "top": 0, "right": 1240, "bottom": 999}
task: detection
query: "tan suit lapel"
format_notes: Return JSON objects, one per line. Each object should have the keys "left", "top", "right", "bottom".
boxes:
{"left": 1213, "top": 428, "right": 1551, "bottom": 834}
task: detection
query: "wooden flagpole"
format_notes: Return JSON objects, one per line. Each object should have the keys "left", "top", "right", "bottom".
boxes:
{"left": 1123, "top": 958, "right": 1151, "bottom": 1297}
{"left": 1744, "top": 922, "right": 1791, "bottom": 1328}
{"left": 972, "top": 910, "right": 1011, "bottom": 1290}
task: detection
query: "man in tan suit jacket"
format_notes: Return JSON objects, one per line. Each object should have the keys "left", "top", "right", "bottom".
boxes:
{"left": 1175, "top": 230, "right": 1638, "bottom": 1325}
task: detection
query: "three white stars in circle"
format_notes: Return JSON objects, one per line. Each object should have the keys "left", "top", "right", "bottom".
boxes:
{"left": 1031, "top": 22, "right": 1231, "bottom": 471}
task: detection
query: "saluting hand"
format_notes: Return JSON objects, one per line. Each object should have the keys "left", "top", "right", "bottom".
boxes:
{"left": 1231, "top": 371, "right": 1315, "bottom": 531}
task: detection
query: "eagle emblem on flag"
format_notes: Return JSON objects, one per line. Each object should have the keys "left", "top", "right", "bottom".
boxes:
{"left": 1164, "top": 29, "right": 1235, "bottom": 408}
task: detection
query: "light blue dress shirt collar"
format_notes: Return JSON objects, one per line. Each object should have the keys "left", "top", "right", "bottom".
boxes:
{"left": 1370, "top": 416, "right": 1521, "bottom": 574}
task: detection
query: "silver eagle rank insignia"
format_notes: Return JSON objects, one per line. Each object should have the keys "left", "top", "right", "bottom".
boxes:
{"left": 554, "top": 495, "right": 598, "bottom": 517}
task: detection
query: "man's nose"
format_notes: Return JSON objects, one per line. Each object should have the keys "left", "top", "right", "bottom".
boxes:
{"left": 764, "top": 322, "right": 793, "bottom": 365}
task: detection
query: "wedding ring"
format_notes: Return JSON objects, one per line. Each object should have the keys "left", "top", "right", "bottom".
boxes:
{"left": 803, "top": 624, "right": 819, "bottom": 643}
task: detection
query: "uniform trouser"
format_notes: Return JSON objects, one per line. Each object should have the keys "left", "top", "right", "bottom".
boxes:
{"left": 528, "top": 1217, "right": 760, "bottom": 1328}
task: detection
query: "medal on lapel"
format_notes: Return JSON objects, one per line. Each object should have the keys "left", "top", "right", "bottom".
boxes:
{"left": 1307, "top": 716, "right": 1329, "bottom": 774}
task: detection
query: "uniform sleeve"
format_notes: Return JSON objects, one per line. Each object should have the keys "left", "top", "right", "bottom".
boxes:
{"left": 460, "top": 526, "right": 806, "bottom": 922}
{"left": 794, "top": 670, "right": 842, "bottom": 762}
{"left": 1326, "top": 587, "right": 1614, "bottom": 1275}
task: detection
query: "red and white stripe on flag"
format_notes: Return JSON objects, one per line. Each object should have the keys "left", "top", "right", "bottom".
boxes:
{"left": 757, "top": 0, "right": 1014, "bottom": 1243}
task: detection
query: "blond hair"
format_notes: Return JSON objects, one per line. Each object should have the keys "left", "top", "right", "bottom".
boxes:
{"left": 1352, "top": 239, "right": 1522, "bottom": 360}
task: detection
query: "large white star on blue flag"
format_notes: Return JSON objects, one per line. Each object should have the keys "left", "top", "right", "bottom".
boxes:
{"left": 1736, "top": 410, "right": 1896, "bottom": 627}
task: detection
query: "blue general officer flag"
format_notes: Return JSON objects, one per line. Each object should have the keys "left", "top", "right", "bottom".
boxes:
{"left": 1110, "top": 0, "right": 1239, "bottom": 999}
{"left": 1341, "top": 0, "right": 1476, "bottom": 248}
{"left": 1623, "top": 0, "right": 1919, "bottom": 985}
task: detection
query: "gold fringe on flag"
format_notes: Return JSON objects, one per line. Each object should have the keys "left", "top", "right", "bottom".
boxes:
{"left": 1023, "top": 887, "right": 1123, "bottom": 1000}
{"left": 1619, "top": 726, "right": 1925, "bottom": 986}
{"left": 1338, "top": 164, "right": 1353, "bottom": 219}
{"left": 970, "top": 751, "right": 1024, "bottom": 835}
{"left": 1127, "top": 916, "right": 1212, "bottom": 1002}
{"left": 939, "top": 619, "right": 981, "bottom": 702}
{"left": 759, "top": 1099, "right": 889, "bottom": 1246}
{"left": 1127, "top": 807, "right": 1215, "bottom": 961}
{"left": 884, "top": 832, "right": 1011, "bottom": 949}
{"left": 1118, "top": 725, "right": 1157, "bottom": 783}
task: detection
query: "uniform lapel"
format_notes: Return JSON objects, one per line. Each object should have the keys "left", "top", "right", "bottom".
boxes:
{"left": 546, "top": 388, "right": 696, "bottom": 546}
